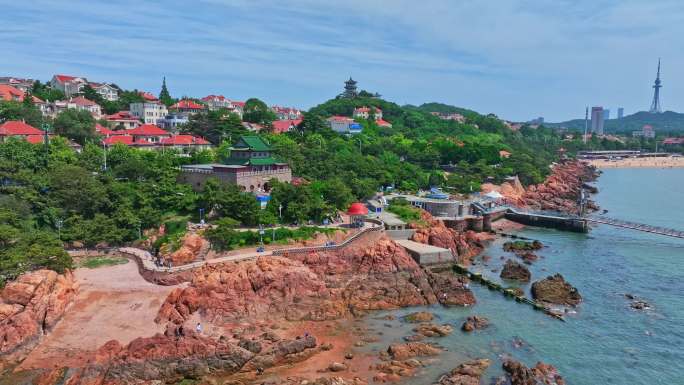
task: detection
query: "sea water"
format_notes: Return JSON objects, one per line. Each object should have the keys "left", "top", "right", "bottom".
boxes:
{"left": 364, "top": 168, "right": 684, "bottom": 384}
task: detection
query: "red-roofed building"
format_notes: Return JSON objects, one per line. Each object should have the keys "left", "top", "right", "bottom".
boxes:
{"left": 139, "top": 91, "right": 159, "bottom": 102}
{"left": 0, "top": 77, "right": 35, "bottom": 92}
{"left": 0, "top": 85, "right": 47, "bottom": 114}
{"left": 271, "top": 119, "right": 302, "bottom": 134}
{"left": 662, "top": 137, "right": 684, "bottom": 146}
{"left": 96, "top": 123, "right": 117, "bottom": 137}
{"left": 50, "top": 74, "right": 88, "bottom": 97}
{"left": 125, "top": 124, "right": 171, "bottom": 143}
{"left": 64, "top": 96, "right": 102, "bottom": 118}
{"left": 326, "top": 116, "right": 362, "bottom": 134}
{"left": 375, "top": 118, "right": 392, "bottom": 128}
{"left": 169, "top": 99, "right": 205, "bottom": 114}
{"left": 105, "top": 111, "right": 141, "bottom": 130}
{"left": 0, "top": 121, "right": 45, "bottom": 142}
{"left": 88, "top": 82, "right": 118, "bottom": 101}
{"left": 353, "top": 106, "right": 382, "bottom": 120}
{"left": 271, "top": 105, "right": 302, "bottom": 120}
{"left": 160, "top": 135, "right": 212, "bottom": 151}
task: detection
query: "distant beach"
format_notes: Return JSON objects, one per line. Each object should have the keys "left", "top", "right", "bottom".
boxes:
{"left": 587, "top": 156, "right": 684, "bottom": 169}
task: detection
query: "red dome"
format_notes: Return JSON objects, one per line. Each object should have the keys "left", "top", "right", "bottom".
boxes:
{"left": 347, "top": 202, "right": 369, "bottom": 216}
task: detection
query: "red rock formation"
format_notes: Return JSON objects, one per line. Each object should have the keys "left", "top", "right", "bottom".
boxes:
{"left": 411, "top": 211, "right": 488, "bottom": 265}
{"left": 0, "top": 269, "right": 78, "bottom": 361}
{"left": 165, "top": 232, "right": 210, "bottom": 265}
{"left": 502, "top": 360, "right": 566, "bottom": 385}
{"left": 58, "top": 333, "right": 318, "bottom": 385}
{"left": 521, "top": 161, "right": 598, "bottom": 214}
{"left": 437, "top": 358, "right": 491, "bottom": 385}
{"left": 157, "top": 235, "right": 449, "bottom": 324}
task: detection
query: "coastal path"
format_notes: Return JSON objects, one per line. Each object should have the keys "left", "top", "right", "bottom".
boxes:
{"left": 586, "top": 216, "right": 684, "bottom": 239}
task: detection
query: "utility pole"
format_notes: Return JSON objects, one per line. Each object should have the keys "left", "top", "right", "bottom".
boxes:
{"left": 41, "top": 123, "right": 51, "bottom": 167}
{"left": 102, "top": 142, "right": 107, "bottom": 171}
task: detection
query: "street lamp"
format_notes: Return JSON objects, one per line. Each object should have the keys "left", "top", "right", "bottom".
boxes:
{"left": 55, "top": 218, "right": 63, "bottom": 241}
{"left": 258, "top": 225, "right": 265, "bottom": 246}
{"left": 278, "top": 204, "right": 283, "bottom": 220}
{"left": 199, "top": 208, "right": 205, "bottom": 224}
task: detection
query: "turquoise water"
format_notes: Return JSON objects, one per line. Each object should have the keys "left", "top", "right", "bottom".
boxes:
{"left": 364, "top": 168, "right": 684, "bottom": 384}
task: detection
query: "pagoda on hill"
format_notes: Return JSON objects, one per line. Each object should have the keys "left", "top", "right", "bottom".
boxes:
{"left": 342, "top": 77, "right": 358, "bottom": 98}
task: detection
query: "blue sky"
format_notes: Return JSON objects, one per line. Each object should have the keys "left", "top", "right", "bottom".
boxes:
{"left": 1, "top": 0, "right": 682, "bottom": 121}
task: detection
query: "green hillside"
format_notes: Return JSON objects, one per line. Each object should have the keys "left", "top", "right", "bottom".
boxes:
{"left": 547, "top": 111, "right": 684, "bottom": 135}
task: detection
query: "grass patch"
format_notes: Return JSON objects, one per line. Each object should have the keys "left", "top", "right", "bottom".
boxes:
{"left": 387, "top": 198, "right": 426, "bottom": 226}
{"left": 78, "top": 256, "right": 129, "bottom": 269}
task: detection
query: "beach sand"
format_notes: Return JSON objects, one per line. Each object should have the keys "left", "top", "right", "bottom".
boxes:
{"left": 586, "top": 156, "right": 684, "bottom": 169}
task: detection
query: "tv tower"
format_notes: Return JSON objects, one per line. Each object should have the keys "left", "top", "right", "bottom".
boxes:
{"left": 649, "top": 59, "right": 662, "bottom": 113}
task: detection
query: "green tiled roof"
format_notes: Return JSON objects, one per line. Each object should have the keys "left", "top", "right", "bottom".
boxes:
{"left": 232, "top": 136, "right": 271, "bottom": 151}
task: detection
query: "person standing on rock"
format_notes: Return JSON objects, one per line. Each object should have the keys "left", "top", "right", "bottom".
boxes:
{"left": 196, "top": 322, "right": 202, "bottom": 334}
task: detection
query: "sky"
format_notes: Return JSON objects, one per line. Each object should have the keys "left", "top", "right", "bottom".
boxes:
{"left": 1, "top": 0, "right": 682, "bottom": 122}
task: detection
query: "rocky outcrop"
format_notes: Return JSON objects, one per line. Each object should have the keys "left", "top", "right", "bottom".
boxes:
{"left": 437, "top": 358, "right": 491, "bottom": 385}
{"left": 411, "top": 211, "right": 489, "bottom": 265}
{"left": 413, "top": 323, "right": 453, "bottom": 337}
{"left": 428, "top": 271, "right": 476, "bottom": 306}
{"left": 386, "top": 342, "right": 441, "bottom": 360}
{"left": 531, "top": 274, "right": 582, "bottom": 306}
{"left": 461, "top": 316, "right": 489, "bottom": 332}
{"left": 500, "top": 259, "right": 531, "bottom": 282}
{"left": 502, "top": 360, "right": 566, "bottom": 385}
{"left": 503, "top": 240, "right": 543, "bottom": 252}
{"left": 404, "top": 311, "right": 434, "bottom": 323}
{"left": 521, "top": 161, "right": 599, "bottom": 214}
{"left": 164, "top": 232, "right": 210, "bottom": 265}
{"left": 157, "top": 235, "right": 450, "bottom": 324}
{"left": 59, "top": 332, "right": 318, "bottom": 384}
{"left": 0, "top": 269, "right": 78, "bottom": 360}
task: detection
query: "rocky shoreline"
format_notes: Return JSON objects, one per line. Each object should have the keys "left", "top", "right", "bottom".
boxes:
{"left": 0, "top": 161, "right": 597, "bottom": 384}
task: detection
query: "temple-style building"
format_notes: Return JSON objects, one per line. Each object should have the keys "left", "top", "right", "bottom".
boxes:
{"left": 179, "top": 136, "right": 291, "bottom": 192}
{"left": 341, "top": 77, "right": 358, "bottom": 98}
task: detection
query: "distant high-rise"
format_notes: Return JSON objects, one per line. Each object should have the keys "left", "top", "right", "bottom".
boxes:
{"left": 591, "top": 106, "right": 605, "bottom": 135}
{"left": 603, "top": 109, "right": 610, "bottom": 120}
{"left": 649, "top": 59, "right": 662, "bottom": 113}
{"left": 617, "top": 107, "right": 624, "bottom": 119}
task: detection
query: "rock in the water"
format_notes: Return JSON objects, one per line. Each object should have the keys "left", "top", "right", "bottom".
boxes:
{"left": 503, "top": 360, "right": 565, "bottom": 385}
{"left": 531, "top": 274, "right": 581, "bottom": 306}
{"left": 500, "top": 259, "right": 531, "bottom": 282}
{"left": 404, "top": 311, "right": 434, "bottom": 323}
{"left": 436, "top": 358, "right": 491, "bottom": 385}
{"left": 413, "top": 323, "right": 453, "bottom": 337}
{"left": 461, "top": 316, "right": 489, "bottom": 332}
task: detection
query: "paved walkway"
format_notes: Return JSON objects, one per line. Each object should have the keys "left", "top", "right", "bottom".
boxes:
{"left": 118, "top": 219, "right": 384, "bottom": 274}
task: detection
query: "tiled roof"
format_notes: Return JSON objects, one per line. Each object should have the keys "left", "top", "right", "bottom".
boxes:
{"left": 0, "top": 121, "right": 44, "bottom": 136}
{"left": 223, "top": 156, "right": 281, "bottom": 166}
{"left": 160, "top": 135, "right": 210, "bottom": 145}
{"left": 327, "top": 115, "right": 354, "bottom": 122}
{"left": 0, "top": 85, "right": 44, "bottom": 103}
{"left": 102, "top": 135, "right": 155, "bottom": 146}
{"left": 170, "top": 99, "right": 204, "bottom": 110}
{"left": 126, "top": 124, "right": 170, "bottom": 136}
{"left": 53, "top": 74, "right": 78, "bottom": 83}
{"left": 271, "top": 119, "right": 302, "bottom": 133}
{"left": 69, "top": 96, "right": 98, "bottom": 107}
{"left": 139, "top": 92, "right": 159, "bottom": 101}
{"left": 95, "top": 123, "right": 117, "bottom": 136}
{"left": 201, "top": 95, "right": 227, "bottom": 102}
{"left": 106, "top": 111, "right": 138, "bottom": 121}
{"left": 25, "top": 135, "right": 45, "bottom": 144}
{"left": 375, "top": 119, "right": 392, "bottom": 127}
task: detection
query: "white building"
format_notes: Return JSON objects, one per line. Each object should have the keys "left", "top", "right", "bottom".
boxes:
{"left": 89, "top": 82, "right": 119, "bottom": 101}
{"left": 157, "top": 112, "right": 190, "bottom": 130}
{"left": 50, "top": 75, "right": 88, "bottom": 97}
{"left": 353, "top": 106, "right": 382, "bottom": 120}
{"left": 326, "top": 116, "right": 362, "bottom": 134}
{"left": 130, "top": 102, "right": 168, "bottom": 125}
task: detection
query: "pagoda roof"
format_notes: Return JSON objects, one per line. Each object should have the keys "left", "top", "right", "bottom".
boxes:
{"left": 223, "top": 156, "right": 284, "bottom": 166}
{"left": 231, "top": 135, "right": 272, "bottom": 151}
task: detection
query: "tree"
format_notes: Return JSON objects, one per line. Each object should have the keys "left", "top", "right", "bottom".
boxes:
{"left": 199, "top": 179, "right": 260, "bottom": 225}
{"left": 0, "top": 100, "right": 43, "bottom": 127}
{"left": 31, "top": 80, "right": 65, "bottom": 102}
{"left": 181, "top": 110, "right": 245, "bottom": 144}
{"left": 80, "top": 84, "right": 104, "bottom": 105}
{"left": 53, "top": 109, "right": 97, "bottom": 145}
{"left": 204, "top": 217, "right": 240, "bottom": 251}
{"left": 159, "top": 77, "right": 174, "bottom": 107}
{"left": 243, "top": 98, "right": 276, "bottom": 126}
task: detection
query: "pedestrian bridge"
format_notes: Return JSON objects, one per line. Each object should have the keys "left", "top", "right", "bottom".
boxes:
{"left": 500, "top": 206, "right": 684, "bottom": 239}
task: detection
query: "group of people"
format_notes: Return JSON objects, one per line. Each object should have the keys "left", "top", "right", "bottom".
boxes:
{"left": 153, "top": 255, "right": 172, "bottom": 269}
{"left": 172, "top": 322, "right": 203, "bottom": 339}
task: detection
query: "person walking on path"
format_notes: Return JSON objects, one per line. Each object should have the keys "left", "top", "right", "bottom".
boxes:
{"left": 196, "top": 322, "right": 202, "bottom": 334}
